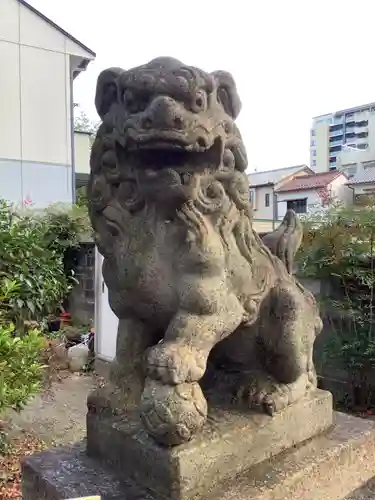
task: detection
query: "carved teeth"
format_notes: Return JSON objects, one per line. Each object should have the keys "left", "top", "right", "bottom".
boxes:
{"left": 180, "top": 173, "right": 191, "bottom": 185}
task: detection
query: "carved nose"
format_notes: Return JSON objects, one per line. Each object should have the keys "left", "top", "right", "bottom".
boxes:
{"left": 142, "top": 96, "right": 184, "bottom": 130}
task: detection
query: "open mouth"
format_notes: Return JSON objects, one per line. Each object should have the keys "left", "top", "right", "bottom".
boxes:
{"left": 125, "top": 137, "right": 223, "bottom": 172}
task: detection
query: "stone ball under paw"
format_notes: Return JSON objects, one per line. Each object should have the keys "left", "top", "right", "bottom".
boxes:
{"left": 140, "top": 378, "right": 208, "bottom": 446}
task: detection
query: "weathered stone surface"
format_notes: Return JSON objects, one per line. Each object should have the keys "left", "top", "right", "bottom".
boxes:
{"left": 86, "top": 390, "right": 332, "bottom": 500}
{"left": 261, "top": 209, "right": 303, "bottom": 274}
{"left": 21, "top": 443, "right": 150, "bottom": 500}
{"left": 87, "top": 56, "right": 323, "bottom": 446}
{"left": 345, "top": 478, "right": 375, "bottom": 500}
{"left": 21, "top": 412, "right": 375, "bottom": 500}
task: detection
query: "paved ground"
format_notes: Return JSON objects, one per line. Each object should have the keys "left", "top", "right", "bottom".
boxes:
{"left": 345, "top": 479, "right": 375, "bottom": 499}
{"left": 5, "top": 374, "right": 95, "bottom": 446}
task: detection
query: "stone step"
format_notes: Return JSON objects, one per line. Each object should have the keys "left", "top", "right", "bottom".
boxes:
{"left": 22, "top": 411, "right": 375, "bottom": 500}
{"left": 86, "top": 390, "right": 333, "bottom": 500}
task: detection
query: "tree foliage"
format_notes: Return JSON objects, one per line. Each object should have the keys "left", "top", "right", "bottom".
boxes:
{"left": 0, "top": 324, "right": 45, "bottom": 415}
{"left": 74, "top": 110, "right": 99, "bottom": 147}
{"left": 0, "top": 200, "right": 90, "bottom": 427}
{"left": 0, "top": 201, "right": 89, "bottom": 328}
{"left": 297, "top": 203, "right": 375, "bottom": 379}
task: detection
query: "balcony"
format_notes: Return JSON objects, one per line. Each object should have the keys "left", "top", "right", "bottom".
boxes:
{"left": 329, "top": 135, "right": 343, "bottom": 144}
{"left": 330, "top": 123, "right": 344, "bottom": 133}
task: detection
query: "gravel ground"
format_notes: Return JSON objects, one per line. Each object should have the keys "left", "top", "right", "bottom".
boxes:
{"left": 345, "top": 479, "right": 375, "bottom": 500}
{"left": 5, "top": 374, "right": 95, "bottom": 446}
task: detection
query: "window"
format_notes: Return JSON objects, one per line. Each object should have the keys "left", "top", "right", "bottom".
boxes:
{"left": 249, "top": 190, "right": 254, "bottom": 202}
{"left": 357, "top": 131, "right": 368, "bottom": 139}
{"left": 363, "top": 161, "right": 375, "bottom": 169}
{"left": 312, "top": 149, "right": 316, "bottom": 156}
{"left": 357, "top": 143, "right": 368, "bottom": 150}
{"left": 286, "top": 199, "right": 307, "bottom": 214}
{"left": 312, "top": 160, "right": 316, "bottom": 167}
{"left": 311, "top": 139, "right": 316, "bottom": 146}
{"left": 311, "top": 129, "right": 316, "bottom": 136}
{"left": 344, "top": 166, "right": 357, "bottom": 178}
{"left": 265, "top": 193, "right": 270, "bottom": 207}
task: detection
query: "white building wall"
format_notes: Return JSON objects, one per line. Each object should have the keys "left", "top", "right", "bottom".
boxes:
{"left": 94, "top": 248, "right": 118, "bottom": 362}
{"left": 74, "top": 132, "right": 91, "bottom": 174}
{"left": 252, "top": 185, "right": 274, "bottom": 220}
{"left": 352, "top": 183, "right": 375, "bottom": 196}
{"left": 277, "top": 189, "right": 320, "bottom": 219}
{"left": 330, "top": 175, "right": 353, "bottom": 205}
{"left": 0, "top": 0, "right": 93, "bottom": 208}
{"left": 276, "top": 178, "right": 352, "bottom": 220}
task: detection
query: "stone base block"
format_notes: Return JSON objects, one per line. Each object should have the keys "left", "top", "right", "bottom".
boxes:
{"left": 22, "top": 411, "right": 375, "bottom": 500}
{"left": 86, "top": 389, "right": 333, "bottom": 500}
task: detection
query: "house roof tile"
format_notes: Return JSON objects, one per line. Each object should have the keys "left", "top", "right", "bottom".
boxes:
{"left": 347, "top": 168, "right": 375, "bottom": 185}
{"left": 276, "top": 171, "right": 345, "bottom": 193}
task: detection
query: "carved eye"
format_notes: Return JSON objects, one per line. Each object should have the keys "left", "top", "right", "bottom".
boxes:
{"left": 123, "top": 89, "right": 148, "bottom": 113}
{"left": 191, "top": 90, "right": 207, "bottom": 112}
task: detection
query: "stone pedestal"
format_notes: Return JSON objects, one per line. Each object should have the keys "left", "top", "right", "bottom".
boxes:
{"left": 21, "top": 390, "right": 375, "bottom": 500}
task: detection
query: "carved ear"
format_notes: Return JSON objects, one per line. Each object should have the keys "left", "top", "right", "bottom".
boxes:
{"left": 95, "top": 67, "right": 125, "bottom": 120}
{"left": 211, "top": 70, "right": 242, "bottom": 119}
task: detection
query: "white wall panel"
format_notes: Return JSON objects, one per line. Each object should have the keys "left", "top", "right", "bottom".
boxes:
{"left": 0, "top": 41, "right": 21, "bottom": 160}
{"left": 0, "top": 0, "right": 19, "bottom": 43}
{"left": 21, "top": 162, "right": 72, "bottom": 207}
{"left": 94, "top": 249, "right": 118, "bottom": 362}
{"left": 0, "top": 160, "right": 72, "bottom": 208}
{"left": 19, "top": 2, "right": 65, "bottom": 52}
{"left": 0, "top": 160, "right": 22, "bottom": 204}
{"left": 20, "top": 45, "right": 70, "bottom": 165}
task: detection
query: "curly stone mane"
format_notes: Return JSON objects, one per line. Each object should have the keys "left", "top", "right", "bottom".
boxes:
{"left": 89, "top": 132, "right": 277, "bottom": 323}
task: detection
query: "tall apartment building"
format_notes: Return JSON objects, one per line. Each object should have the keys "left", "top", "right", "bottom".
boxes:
{"left": 310, "top": 103, "right": 375, "bottom": 175}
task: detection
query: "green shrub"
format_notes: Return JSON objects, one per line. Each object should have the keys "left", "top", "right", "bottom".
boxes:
{"left": 297, "top": 203, "right": 375, "bottom": 395}
{"left": 0, "top": 201, "right": 90, "bottom": 328}
{"left": 0, "top": 323, "right": 45, "bottom": 415}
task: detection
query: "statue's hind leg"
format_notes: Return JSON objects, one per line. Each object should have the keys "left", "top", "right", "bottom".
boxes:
{"left": 236, "top": 284, "right": 319, "bottom": 415}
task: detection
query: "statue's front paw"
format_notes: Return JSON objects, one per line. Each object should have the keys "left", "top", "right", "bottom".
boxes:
{"left": 146, "top": 342, "right": 207, "bottom": 384}
{"left": 140, "top": 379, "right": 208, "bottom": 446}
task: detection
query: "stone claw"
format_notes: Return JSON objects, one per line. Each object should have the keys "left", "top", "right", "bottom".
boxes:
{"left": 236, "top": 373, "right": 292, "bottom": 415}
{"left": 145, "top": 342, "right": 207, "bottom": 385}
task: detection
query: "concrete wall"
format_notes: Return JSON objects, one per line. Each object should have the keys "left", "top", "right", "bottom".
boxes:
{"left": 276, "top": 177, "right": 352, "bottom": 220}
{"left": 277, "top": 189, "right": 319, "bottom": 219}
{"left": 330, "top": 175, "right": 353, "bottom": 205}
{"left": 252, "top": 185, "right": 274, "bottom": 220}
{"left": 312, "top": 122, "right": 330, "bottom": 172}
{"left": 74, "top": 131, "right": 91, "bottom": 175}
{"left": 0, "top": 0, "right": 93, "bottom": 207}
{"left": 353, "top": 183, "right": 375, "bottom": 196}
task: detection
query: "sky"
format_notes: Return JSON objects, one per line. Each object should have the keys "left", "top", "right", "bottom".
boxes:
{"left": 29, "top": 0, "right": 375, "bottom": 172}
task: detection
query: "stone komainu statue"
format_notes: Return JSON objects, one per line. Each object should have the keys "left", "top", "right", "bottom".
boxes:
{"left": 87, "top": 57, "right": 322, "bottom": 446}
